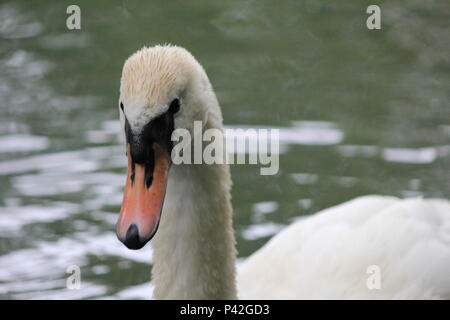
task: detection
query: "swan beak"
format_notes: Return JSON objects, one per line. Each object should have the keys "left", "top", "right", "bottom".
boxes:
{"left": 116, "top": 144, "right": 171, "bottom": 249}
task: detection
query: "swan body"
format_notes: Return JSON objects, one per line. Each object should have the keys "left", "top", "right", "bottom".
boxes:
{"left": 117, "top": 45, "right": 450, "bottom": 300}
{"left": 238, "top": 196, "right": 450, "bottom": 299}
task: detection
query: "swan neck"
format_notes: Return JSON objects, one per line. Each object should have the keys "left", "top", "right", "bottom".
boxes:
{"left": 151, "top": 162, "right": 237, "bottom": 299}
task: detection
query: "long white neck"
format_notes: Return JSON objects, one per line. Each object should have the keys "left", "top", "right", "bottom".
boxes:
{"left": 150, "top": 158, "right": 237, "bottom": 299}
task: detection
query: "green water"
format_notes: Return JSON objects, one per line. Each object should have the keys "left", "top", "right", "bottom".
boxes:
{"left": 0, "top": 0, "right": 448, "bottom": 299}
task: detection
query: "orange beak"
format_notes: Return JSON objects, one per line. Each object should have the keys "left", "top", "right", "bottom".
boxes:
{"left": 116, "top": 144, "right": 171, "bottom": 249}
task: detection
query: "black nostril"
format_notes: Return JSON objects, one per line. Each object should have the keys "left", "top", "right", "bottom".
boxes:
{"left": 122, "top": 224, "right": 146, "bottom": 250}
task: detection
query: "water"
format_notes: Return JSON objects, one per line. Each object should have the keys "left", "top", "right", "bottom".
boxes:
{"left": 0, "top": 0, "right": 449, "bottom": 299}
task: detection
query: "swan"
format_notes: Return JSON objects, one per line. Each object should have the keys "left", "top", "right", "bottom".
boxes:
{"left": 115, "top": 45, "right": 450, "bottom": 299}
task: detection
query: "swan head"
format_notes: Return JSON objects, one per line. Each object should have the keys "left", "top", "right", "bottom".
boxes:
{"left": 116, "top": 45, "right": 220, "bottom": 249}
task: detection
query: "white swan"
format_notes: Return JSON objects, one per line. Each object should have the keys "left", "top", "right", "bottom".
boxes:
{"left": 115, "top": 45, "right": 450, "bottom": 299}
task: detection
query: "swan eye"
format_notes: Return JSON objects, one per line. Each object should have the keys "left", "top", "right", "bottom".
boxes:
{"left": 120, "top": 102, "right": 124, "bottom": 112}
{"left": 169, "top": 99, "right": 180, "bottom": 114}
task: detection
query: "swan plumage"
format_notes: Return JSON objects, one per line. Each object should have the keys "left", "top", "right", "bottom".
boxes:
{"left": 238, "top": 195, "right": 450, "bottom": 299}
{"left": 116, "top": 45, "right": 450, "bottom": 300}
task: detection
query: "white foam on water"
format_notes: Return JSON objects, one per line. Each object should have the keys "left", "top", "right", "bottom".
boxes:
{"left": 0, "top": 134, "right": 50, "bottom": 153}
{"left": 383, "top": 147, "right": 437, "bottom": 164}
{"left": 109, "top": 282, "right": 154, "bottom": 300}
{"left": 291, "top": 173, "right": 319, "bottom": 185}
{"left": 241, "top": 222, "right": 285, "bottom": 241}
{"left": 0, "top": 202, "right": 80, "bottom": 234}
{"left": 0, "top": 231, "right": 152, "bottom": 298}
{"left": 251, "top": 201, "right": 278, "bottom": 224}
{"left": 12, "top": 171, "right": 123, "bottom": 197}
{"left": 225, "top": 120, "right": 344, "bottom": 154}
{"left": 0, "top": 145, "right": 124, "bottom": 176}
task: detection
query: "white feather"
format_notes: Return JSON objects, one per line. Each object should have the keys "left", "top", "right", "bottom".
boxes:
{"left": 238, "top": 196, "right": 450, "bottom": 299}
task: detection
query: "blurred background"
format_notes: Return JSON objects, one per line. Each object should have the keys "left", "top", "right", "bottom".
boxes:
{"left": 0, "top": 0, "right": 448, "bottom": 299}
